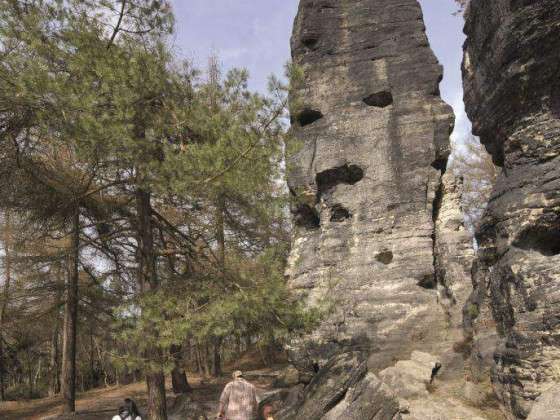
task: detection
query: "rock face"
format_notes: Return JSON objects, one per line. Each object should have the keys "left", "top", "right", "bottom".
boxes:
{"left": 276, "top": 352, "right": 402, "bottom": 420}
{"left": 283, "top": 0, "right": 481, "bottom": 418}
{"left": 379, "top": 351, "right": 488, "bottom": 420}
{"left": 526, "top": 385, "right": 560, "bottom": 420}
{"left": 463, "top": 0, "right": 560, "bottom": 418}
{"left": 286, "top": 0, "right": 468, "bottom": 375}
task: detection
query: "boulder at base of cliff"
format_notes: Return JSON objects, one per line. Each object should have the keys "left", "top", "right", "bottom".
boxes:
{"left": 276, "top": 352, "right": 402, "bottom": 420}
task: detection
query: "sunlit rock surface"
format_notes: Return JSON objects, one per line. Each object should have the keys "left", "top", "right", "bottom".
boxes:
{"left": 463, "top": 0, "right": 560, "bottom": 418}
{"left": 281, "top": 0, "right": 478, "bottom": 418}
{"left": 285, "top": 0, "right": 457, "bottom": 374}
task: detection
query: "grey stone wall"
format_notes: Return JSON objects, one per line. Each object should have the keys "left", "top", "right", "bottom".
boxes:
{"left": 463, "top": 0, "right": 560, "bottom": 418}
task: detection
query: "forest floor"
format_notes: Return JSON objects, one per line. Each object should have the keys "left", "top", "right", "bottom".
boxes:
{"left": 0, "top": 349, "right": 286, "bottom": 419}
{"left": 0, "top": 369, "right": 280, "bottom": 419}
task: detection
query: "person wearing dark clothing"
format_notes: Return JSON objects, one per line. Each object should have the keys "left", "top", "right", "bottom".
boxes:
{"left": 430, "top": 362, "right": 442, "bottom": 384}
{"left": 112, "top": 398, "right": 142, "bottom": 420}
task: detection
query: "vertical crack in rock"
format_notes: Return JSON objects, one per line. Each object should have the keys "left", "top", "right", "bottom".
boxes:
{"left": 429, "top": 180, "right": 444, "bottom": 292}
{"left": 433, "top": 174, "right": 475, "bottom": 322}
{"left": 463, "top": 0, "right": 560, "bottom": 417}
{"left": 282, "top": 0, "right": 476, "bottom": 418}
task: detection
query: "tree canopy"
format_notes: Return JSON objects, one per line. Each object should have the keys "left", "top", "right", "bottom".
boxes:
{"left": 0, "top": 1, "right": 316, "bottom": 418}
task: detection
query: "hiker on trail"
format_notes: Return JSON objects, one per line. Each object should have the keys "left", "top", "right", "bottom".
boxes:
{"left": 112, "top": 398, "right": 142, "bottom": 420}
{"left": 217, "top": 370, "right": 259, "bottom": 420}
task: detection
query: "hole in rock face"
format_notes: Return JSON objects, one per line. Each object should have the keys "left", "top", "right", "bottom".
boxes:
{"left": 330, "top": 204, "right": 351, "bottom": 222}
{"left": 418, "top": 274, "right": 436, "bottom": 289}
{"left": 302, "top": 37, "right": 319, "bottom": 49}
{"left": 316, "top": 164, "right": 364, "bottom": 195}
{"left": 376, "top": 250, "right": 393, "bottom": 265}
{"left": 294, "top": 204, "right": 320, "bottom": 230}
{"left": 296, "top": 108, "right": 324, "bottom": 127}
{"left": 363, "top": 90, "right": 393, "bottom": 108}
{"left": 513, "top": 225, "right": 560, "bottom": 256}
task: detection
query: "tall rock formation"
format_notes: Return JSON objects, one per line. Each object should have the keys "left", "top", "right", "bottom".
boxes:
{"left": 287, "top": 0, "right": 462, "bottom": 372}
{"left": 282, "top": 0, "right": 479, "bottom": 418}
{"left": 463, "top": 0, "right": 560, "bottom": 418}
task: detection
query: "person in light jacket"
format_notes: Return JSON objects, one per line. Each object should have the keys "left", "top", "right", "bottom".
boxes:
{"left": 217, "top": 371, "right": 258, "bottom": 420}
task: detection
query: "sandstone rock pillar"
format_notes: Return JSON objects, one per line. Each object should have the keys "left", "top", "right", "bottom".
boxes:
{"left": 286, "top": 0, "right": 460, "bottom": 374}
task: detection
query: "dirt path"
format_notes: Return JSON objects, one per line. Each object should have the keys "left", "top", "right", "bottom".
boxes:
{"left": 0, "top": 370, "right": 279, "bottom": 420}
{"left": 0, "top": 381, "right": 158, "bottom": 420}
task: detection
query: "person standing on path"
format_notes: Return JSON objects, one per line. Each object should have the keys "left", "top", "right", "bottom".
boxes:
{"left": 112, "top": 398, "right": 142, "bottom": 420}
{"left": 217, "top": 370, "right": 258, "bottom": 420}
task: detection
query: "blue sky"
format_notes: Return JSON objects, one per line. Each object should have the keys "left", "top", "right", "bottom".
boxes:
{"left": 169, "top": 0, "right": 470, "bottom": 146}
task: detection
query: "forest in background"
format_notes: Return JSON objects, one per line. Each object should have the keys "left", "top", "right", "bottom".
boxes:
{"left": 0, "top": 1, "right": 319, "bottom": 419}
{"left": 0, "top": 1, "right": 493, "bottom": 420}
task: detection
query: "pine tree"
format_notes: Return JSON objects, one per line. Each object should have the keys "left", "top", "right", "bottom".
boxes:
{"left": 0, "top": 3, "right": 318, "bottom": 418}
{"left": 0, "top": 211, "right": 13, "bottom": 401}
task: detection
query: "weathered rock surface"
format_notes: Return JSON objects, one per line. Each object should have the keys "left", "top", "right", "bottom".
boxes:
{"left": 463, "top": 0, "right": 560, "bottom": 418}
{"left": 272, "top": 366, "right": 301, "bottom": 388}
{"left": 286, "top": 0, "right": 467, "bottom": 378}
{"left": 435, "top": 173, "right": 475, "bottom": 334}
{"left": 526, "top": 385, "right": 560, "bottom": 420}
{"left": 378, "top": 351, "right": 439, "bottom": 400}
{"left": 276, "top": 352, "right": 402, "bottom": 420}
{"left": 378, "top": 351, "right": 490, "bottom": 420}
{"left": 283, "top": 0, "right": 484, "bottom": 418}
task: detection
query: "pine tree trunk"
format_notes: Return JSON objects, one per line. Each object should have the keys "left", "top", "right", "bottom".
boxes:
{"left": 61, "top": 207, "right": 80, "bottom": 413}
{"left": 0, "top": 336, "right": 5, "bottom": 401}
{"left": 170, "top": 345, "right": 191, "bottom": 394}
{"left": 245, "top": 335, "right": 252, "bottom": 352}
{"left": 88, "top": 328, "right": 95, "bottom": 389}
{"left": 48, "top": 324, "right": 60, "bottom": 396}
{"left": 195, "top": 344, "right": 203, "bottom": 374}
{"left": 215, "top": 193, "right": 226, "bottom": 273}
{"left": 203, "top": 343, "right": 211, "bottom": 377}
{"left": 170, "top": 345, "right": 190, "bottom": 393}
{"left": 0, "top": 212, "right": 12, "bottom": 401}
{"left": 236, "top": 335, "right": 242, "bottom": 358}
{"left": 49, "top": 269, "right": 63, "bottom": 397}
{"left": 27, "top": 350, "right": 33, "bottom": 399}
{"left": 147, "top": 372, "right": 167, "bottom": 420}
{"left": 212, "top": 338, "right": 222, "bottom": 377}
{"left": 34, "top": 358, "right": 42, "bottom": 394}
{"left": 136, "top": 188, "right": 167, "bottom": 420}
{"left": 211, "top": 193, "right": 226, "bottom": 379}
